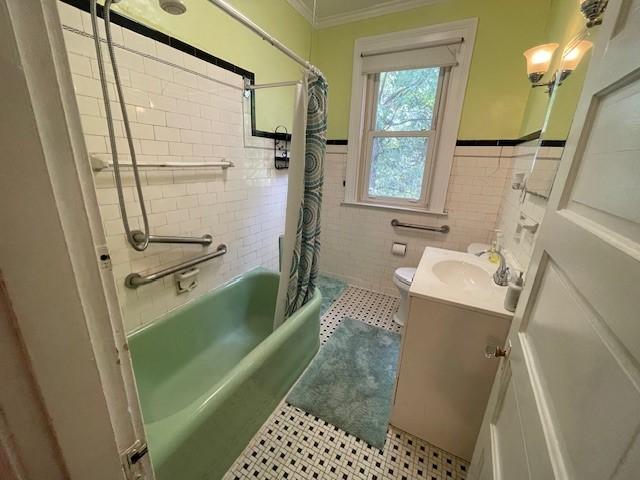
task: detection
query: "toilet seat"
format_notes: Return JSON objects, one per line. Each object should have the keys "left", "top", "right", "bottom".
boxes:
{"left": 394, "top": 267, "right": 416, "bottom": 286}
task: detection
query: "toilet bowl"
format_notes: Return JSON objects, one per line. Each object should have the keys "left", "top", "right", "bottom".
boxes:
{"left": 393, "top": 267, "right": 416, "bottom": 326}
{"left": 467, "top": 243, "right": 491, "bottom": 261}
{"left": 466, "top": 243, "right": 490, "bottom": 255}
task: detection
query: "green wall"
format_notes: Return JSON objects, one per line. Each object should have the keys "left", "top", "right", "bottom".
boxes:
{"left": 310, "top": 0, "right": 551, "bottom": 140}
{"left": 110, "top": 0, "right": 588, "bottom": 141}
{"left": 112, "top": 0, "right": 312, "bottom": 133}
{"left": 519, "top": 0, "right": 587, "bottom": 137}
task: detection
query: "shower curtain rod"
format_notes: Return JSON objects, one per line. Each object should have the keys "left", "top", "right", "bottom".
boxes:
{"left": 206, "top": 0, "right": 323, "bottom": 78}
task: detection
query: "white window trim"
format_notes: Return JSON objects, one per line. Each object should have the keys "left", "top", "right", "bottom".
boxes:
{"left": 344, "top": 18, "right": 478, "bottom": 215}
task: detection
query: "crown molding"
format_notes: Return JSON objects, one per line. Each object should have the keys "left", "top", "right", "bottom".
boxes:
{"left": 314, "top": 0, "right": 445, "bottom": 29}
{"left": 285, "top": 0, "right": 315, "bottom": 25}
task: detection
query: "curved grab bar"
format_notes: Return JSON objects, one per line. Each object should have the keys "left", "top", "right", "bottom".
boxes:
{"left": 391, "top": 219, "right": 450, "bottom": 234}
{"left": 125, "top": 244, "right": 227, "bottom": 289}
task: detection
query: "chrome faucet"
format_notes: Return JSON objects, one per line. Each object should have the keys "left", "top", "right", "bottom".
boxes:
{"left": 476, "top": 250, "right": 511, "bottom": 286}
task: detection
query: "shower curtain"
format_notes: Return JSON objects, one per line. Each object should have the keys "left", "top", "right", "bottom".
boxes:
{"left": 274, "top": 72, "right": 328, "bottom": 329}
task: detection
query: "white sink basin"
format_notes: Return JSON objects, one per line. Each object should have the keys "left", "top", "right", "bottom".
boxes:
{"left": 410, "top": 247, "right": 512, "bottom": 317}
{"left": 432, "top": 260, "right": 493, "bottom": 290}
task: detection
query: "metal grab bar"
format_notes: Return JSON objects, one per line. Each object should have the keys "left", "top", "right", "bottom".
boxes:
{"left": 125, "top": 244, "right": 227, "bottom": 289}
{"left": 391, "top": 219, "right": 450, "bottom": 234}
{"left": 131, "top": 230, "right": 213, "bottom": 247}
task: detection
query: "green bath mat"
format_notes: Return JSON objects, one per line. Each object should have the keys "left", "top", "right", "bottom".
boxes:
{"left": 287, "top": 318, "right": 401, "bottom": 449}
{"left": 317, "top": 274, "right": 347, "bottom": 316}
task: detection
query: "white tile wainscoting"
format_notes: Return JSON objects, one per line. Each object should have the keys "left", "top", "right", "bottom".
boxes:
{"left": 497, "top": 142, "right": 563, "bottom": 270}
{"left": 58, "top": 0, "right": 563, "bottom": 326}
{"left": 321, "top": 145, "right": 509, "bottom": 296}
{"left": 58, "top": 2, "right": 287, "bottom": 331}
{"left": 320, "top": 143, "right": 562, "bottom": 295}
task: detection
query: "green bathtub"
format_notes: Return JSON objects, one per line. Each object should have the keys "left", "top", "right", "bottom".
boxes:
{"left": 127, "top": 269, "right": 321, "bottom": 480}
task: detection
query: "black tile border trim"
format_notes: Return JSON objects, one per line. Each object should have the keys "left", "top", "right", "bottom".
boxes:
{"left": 58, "top": 2, "right": 567, "bottom": 148}
{"left": 327, "top": 137, "right": 566, "bottom": 147}
{"left": 540, "top": 139, "right": 566, "bottom": 147}
{"left": 455, "top": 139, "right": 520, "bottom": 146}
{"left": 59, "top": 0, "right": 316, "bottom": 140}
{"left": 456, "top": 130, "right": 542, "bottom": 147}
{"left": 60, "top": 0, "right": 255, "bottom": 77}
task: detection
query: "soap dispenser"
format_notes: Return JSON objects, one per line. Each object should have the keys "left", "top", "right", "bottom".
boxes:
{"left": 488, "top": 229, "right": 503, "bottom": 264}
{"left": 487, "top": 242, "right": 499, "bottom": 264}
{"left": 504, "top": 271, "right": 524, "bottom": 312}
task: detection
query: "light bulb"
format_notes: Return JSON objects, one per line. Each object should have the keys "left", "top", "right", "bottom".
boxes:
{"left": 523, "top": 43, "right": 559, "bottom": 82}
{"left": 562, "top": 40, "right": 593, "bottom": 71}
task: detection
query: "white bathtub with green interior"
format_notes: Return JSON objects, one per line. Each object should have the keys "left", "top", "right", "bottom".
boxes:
{"left": 127, "top": 268, "right": 321, "bottom": 480}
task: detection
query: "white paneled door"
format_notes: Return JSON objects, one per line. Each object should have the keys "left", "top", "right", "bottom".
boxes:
{"left": 469, "top": 1, "right": 640, "bottom": 479}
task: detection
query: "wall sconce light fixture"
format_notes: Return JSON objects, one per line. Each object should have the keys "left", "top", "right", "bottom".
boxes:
{"left": 562, "top": 40, "right": 594, "bottom": 71}
{"left": 523, "top": 43, "right": 559, "bottom": 84}
{"left": 524, "top": 40, "right": 593, "bottom": 96}
{"left": 579, "top": 0, "right": 608, "bottom": 28}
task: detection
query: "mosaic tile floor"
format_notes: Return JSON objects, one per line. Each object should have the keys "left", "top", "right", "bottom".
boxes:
{"left": 223, "top": 285, "right": 470, "bottom": 480}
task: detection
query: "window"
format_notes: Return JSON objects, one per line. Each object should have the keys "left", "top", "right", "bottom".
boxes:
{"left": 344, "top": 20, "right": 477, "bottom": 214}
{"left": 360, "top": 67, "right": 448, "bottom": 206}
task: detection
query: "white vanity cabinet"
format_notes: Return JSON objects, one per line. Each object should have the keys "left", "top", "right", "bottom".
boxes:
{"left": 390, "top": 247, "right": 513, "bottom": 460}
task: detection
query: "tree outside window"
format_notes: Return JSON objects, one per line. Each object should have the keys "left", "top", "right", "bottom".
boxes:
{"left": 362, "top": 67, "right": 446, "bottom": 205}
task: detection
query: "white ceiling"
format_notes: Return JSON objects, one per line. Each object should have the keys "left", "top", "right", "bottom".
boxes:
{"left": 287, "top": 0, "right": 443, "bottom": 28}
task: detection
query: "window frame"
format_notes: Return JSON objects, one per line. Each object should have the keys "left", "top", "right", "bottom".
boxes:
{"left": 359, "top": 68, "right": 449, "bottom": 208}
{"left": 344, "top": 19, "right": 478, "bottom": 215}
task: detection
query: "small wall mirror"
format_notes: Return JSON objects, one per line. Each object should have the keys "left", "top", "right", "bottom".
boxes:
{"left": 526, "top": 29, "right": 595, "bottom": 199}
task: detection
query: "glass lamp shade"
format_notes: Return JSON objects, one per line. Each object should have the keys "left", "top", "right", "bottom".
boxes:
{"left": 562, "top": 40, "right": 593, "bottom": 71}
{"left": 523, "top": 43, "right": 559, "bottom": 82}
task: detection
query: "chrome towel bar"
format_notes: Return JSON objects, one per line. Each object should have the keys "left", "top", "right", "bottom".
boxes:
{"left": 391, "top": 219, "right": 450, "bottom": 234}
{"left": 125, "top": 244, "right": 227, "bottom": 289}
{"left": 91, "top": 156, "right": 234, "bottom": 171}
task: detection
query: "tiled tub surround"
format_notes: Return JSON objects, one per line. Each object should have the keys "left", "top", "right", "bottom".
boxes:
{"left": 320, "top": 145, "right": 512, "bottom": 296}
{"left": 59, "top": 3, "right": 287, "bottom": 331}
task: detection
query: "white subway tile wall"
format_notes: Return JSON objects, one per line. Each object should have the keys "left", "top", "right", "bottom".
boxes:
{"left": 57, "top": 2, "right": 555, "bottom": 325}
{"left": 58, "top": 2, "right": 287, "bottom": 331}
{"left": 320, "top": 140, "right": 565, "bottom": 295}
{"left": 320, "top": 145, "right": 513, "bottom": 296}
{"left": 497, "top": 143, "right": 562, "bottom": 270}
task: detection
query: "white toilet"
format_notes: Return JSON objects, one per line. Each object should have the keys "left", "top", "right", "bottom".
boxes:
{"left": 466, "top": 242, "right": 490, "bottom": 256}
{"left": 393, "top": 267, "right": 416, "bottom": 326}
{"left": 393, "top": 243, "right": 490, "bottom": 325}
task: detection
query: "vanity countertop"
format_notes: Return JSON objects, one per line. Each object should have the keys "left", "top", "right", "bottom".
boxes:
{"left": 410, "top": 247, "right": 514, "bottom": 318}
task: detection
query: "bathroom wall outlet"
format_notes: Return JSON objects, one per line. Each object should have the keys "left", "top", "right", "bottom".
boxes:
{"left": 175, "top": 268, "right": 199, "bottom": 294}
{"left": 96, "top": 244, "right": 112, "bottom": 271}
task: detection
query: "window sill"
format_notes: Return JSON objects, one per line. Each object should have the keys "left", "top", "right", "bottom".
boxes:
{"left": 340, "top": 200, "right": 448, "bottom": 216}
